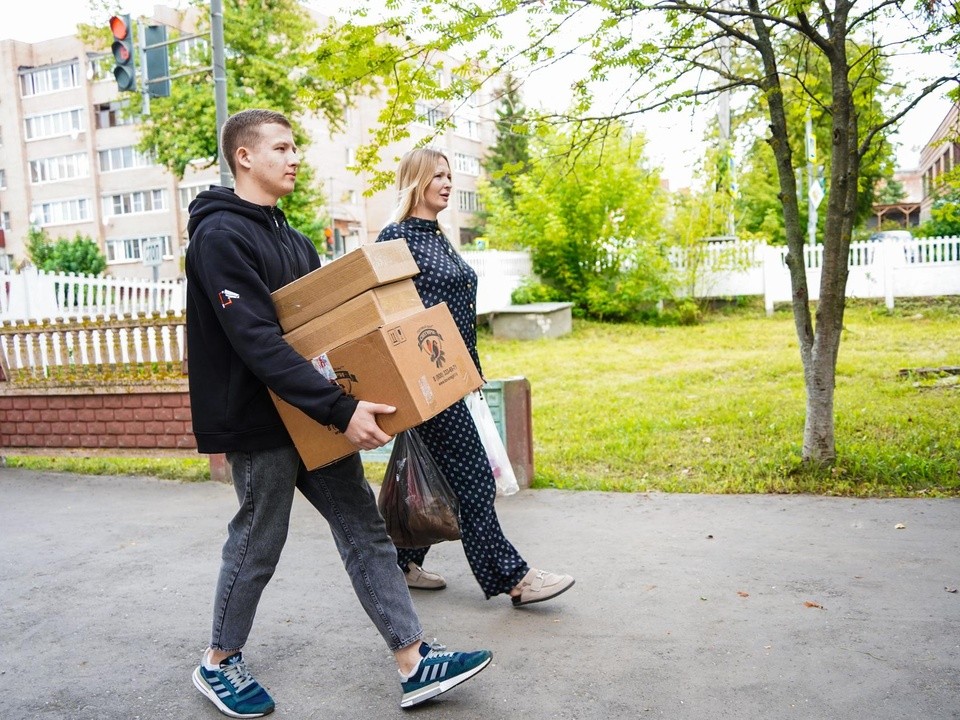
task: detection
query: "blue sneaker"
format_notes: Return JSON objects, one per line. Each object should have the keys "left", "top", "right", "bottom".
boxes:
{"left": 400, "top": 641, "right": 493, "bottom": 708}
{"left": 192, "top": 651, "right": 275, "bottom": 718}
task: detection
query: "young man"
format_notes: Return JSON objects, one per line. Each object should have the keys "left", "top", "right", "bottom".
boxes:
{"left": 185, "top": 109, "right": 491, "bottom": 718}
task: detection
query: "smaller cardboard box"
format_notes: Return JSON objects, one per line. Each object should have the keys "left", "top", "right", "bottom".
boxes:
{"left": 272, "top": 303, "right": 482, "bottom": 469}
{"left": 271, "top": 240, "right": 421, "bottom": 332}
{"left": 283, "top": 279, "right": 424, "bottom": 358}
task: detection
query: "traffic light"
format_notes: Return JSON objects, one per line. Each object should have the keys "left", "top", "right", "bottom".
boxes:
{"left": 109, "top": 14, "right": 136, "bottom": 92}
{"left": 144, "top": 24, "right": 170, "bottom": 97}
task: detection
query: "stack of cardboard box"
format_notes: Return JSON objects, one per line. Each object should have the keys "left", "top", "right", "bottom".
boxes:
{"left": 269, "top": 239, "right": 483, "bottom": 469}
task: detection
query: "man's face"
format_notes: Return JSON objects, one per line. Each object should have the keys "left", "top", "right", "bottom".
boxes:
{"left": 241, "top": 123, "right": 299, "bottom": 202}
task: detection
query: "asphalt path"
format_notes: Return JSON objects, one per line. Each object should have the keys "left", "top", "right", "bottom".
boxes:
{"left": 1, "top": 468, "right": 958, "bottom": 720}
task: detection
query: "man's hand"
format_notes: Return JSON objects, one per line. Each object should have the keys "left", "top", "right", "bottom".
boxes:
{"left": 343, "top": 401, "right": 396, "bottom": 449}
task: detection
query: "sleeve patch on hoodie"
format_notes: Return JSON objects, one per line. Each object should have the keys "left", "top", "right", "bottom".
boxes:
{"left": 218, "top": 289, "right": 240, "bottom": 308}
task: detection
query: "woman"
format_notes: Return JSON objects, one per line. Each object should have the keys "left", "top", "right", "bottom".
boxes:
{"left": 377, "top": 147, "right": 575, "bottom": 606}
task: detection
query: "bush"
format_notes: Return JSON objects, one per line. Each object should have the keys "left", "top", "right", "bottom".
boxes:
{"left": 27, "top": 229, "right": 107, "bottom": 276}
{"left": 510, "top": 278, "right": 566, "bottom": 305}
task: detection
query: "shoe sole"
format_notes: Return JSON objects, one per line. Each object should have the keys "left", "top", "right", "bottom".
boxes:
{"left": 511, "top": 578, "right": 576, "bottom": 607}
{"left": 399, "top": 654, "right": 492, "bottom": 708}
{"left": 406, "top": 582, "right": 447, "bottom": 591}
{"left": 192, "top": 666, "right": 273, "bottom": 718}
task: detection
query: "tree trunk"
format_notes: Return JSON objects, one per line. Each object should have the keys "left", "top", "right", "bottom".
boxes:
{"left": 801, "top": 2, "right": 859, "bottom": 465}
{"left": 751, "top": 0, "right": 863, "bottom": 465}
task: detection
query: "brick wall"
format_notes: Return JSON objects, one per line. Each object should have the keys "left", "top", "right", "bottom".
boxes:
{"left": 0, "top": 390, "right": 195, "bottom": 451}
{"left": 0, "top": 385, "right": 232, "bottom": 482}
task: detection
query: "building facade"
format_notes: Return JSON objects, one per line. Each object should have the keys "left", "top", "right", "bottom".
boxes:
{"left": 0, "top": 12, "right": 496, "bottom": 278}
{"left": 918, "top": 101, "right": 960, "bottom": 223}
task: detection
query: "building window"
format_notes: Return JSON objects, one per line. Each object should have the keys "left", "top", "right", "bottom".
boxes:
{"left": 105, "top": 234, "right": 173, "bottom": 264}
{"left": 453, "top": 114, "right": 480, "bottom": 140}
{"left": 20, "top": 61, "right": 81, "bottom": 97}
{"left": 347, "top": 189, "right": 359, "bottom": 205}
{"left": 29, "top": 153, "right": 89, "bottom": 184}
{"left": 457, "top": 190, "right": 481, "bottom": 213}
{"left": 0, "top": 168, "right": 5, "bottom": 188}
{"left": 178, "top": 184, "right": 206, "bottom": 208}
{"left": 415, "top": 101, "right": 445, "bottom": 128}
{"left": 98, "top": 146, "right": 154, "bottom": 172}
{"left": 1, "top": 211, "right": 10, "bottom": 230}
{"left": 95, "top": 101, "right": 135, "bottom": 129}
{"left": 102, "top": 189, "right": 168, "bottom": 216}
{"left": 32, "top": 198, "right": 91, "bottom": 226}
{"left": 453, "top": 152, "right": 480, "bottom": 176}
{"left": 24, "top": 108, "right": 84, "bottom": 141}
{"left": 87, "top": 53, "right": 113, "bottom": 83}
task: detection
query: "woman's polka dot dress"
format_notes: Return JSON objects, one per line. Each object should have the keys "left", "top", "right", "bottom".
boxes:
{"left": 377, "top": 217, "right": 529, "bottom": 598}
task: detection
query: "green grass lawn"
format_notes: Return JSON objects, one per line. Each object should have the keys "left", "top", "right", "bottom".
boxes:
{"left": 7, "top": 298, "right": 958, "bottom": 496}
{"left": 478, "top": 298, "right": 960, "bottom": 496}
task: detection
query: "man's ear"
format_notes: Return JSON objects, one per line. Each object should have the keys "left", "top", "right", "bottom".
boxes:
{"left": 236, "top": 146, "right": 252, "bottom": 171}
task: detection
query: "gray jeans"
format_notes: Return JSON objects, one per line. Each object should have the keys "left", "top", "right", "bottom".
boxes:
{"left": 211, "top": 446, "right": 423, "bottom": 653}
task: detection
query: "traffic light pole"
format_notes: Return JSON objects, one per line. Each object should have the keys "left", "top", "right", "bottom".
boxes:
{"left": 211, "top": 0, "right": 232, "bottom": 188}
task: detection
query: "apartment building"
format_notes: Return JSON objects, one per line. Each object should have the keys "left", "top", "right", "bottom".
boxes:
{"left": 0, "top": 11, "right": 496, "bottom": 277}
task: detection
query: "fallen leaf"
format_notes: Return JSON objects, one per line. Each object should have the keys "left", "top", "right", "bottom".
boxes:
{"left": 803, "top": 601, "right": 824, "bottom": 609}
{"left": 895, "top": 523, "right": 906, "bottom": 530}
{"left": 737, "top": 591, "right": 750, "bottom": 598}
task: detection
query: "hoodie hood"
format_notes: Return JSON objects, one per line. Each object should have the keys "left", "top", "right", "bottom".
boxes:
{"left": 187, "top": 185, "right": 281, "bottom": 237}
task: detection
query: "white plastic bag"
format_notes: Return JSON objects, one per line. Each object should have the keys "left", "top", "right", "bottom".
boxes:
{"left": 464, "top": 391, "right": 520, "bottom": 496}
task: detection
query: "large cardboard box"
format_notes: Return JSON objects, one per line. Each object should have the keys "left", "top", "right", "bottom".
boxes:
{"left": 283, "top": 279, "right": 424, "bottom": 357}
{"left": 272, "top": 303, "right": 482, "bottom": 469}
{"left": 271, "top": 240, "right": 420, "bottom": 332}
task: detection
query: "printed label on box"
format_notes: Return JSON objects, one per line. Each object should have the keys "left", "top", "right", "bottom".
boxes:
{"left": 417, "top": 326, "right": 446, "bottom": 368}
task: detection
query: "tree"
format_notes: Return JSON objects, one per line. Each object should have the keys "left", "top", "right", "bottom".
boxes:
{"left": 310, "top": 1, "right": 958, "bottom": 465}
{"left": 483, "top": 73, "right": 531, "bottom": 206}
{"left": 732, "top": 33, "right": 898, "bottom": 244}
{"left": 26, "top": 228, "right": 107, "bottom": 276}
{"left": 482, "top": 121, "right": 671, "bottom": 321}
{"left": 875, "top": 177, "right": 907, "bottom": 205}
{"left": 132, "top": 0, "right": 328, "bottom": 246}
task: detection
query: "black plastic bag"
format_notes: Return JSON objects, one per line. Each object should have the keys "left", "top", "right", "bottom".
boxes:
{"left": 378, "top": 429, "right": 460, "bottom": 548}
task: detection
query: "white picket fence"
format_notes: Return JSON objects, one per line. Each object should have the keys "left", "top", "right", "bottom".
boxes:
{"left": 2, "top": 238, "right": 957, "bottom": 324}
{"left": 670, "top": 235, "right": 960, "bottom": 314}
{"left": 0, "top": 267, "right": 185, "bottom": 323}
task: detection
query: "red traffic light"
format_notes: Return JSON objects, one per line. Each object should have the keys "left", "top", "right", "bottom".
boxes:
{"left": 109, "top": 15, "right": 129, "bottom": 41}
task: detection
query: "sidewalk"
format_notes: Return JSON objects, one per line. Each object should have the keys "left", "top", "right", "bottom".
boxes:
{"left": 1, "top": 467, "right": 958, "bottom": 720}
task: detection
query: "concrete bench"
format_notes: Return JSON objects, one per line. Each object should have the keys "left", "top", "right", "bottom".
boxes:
{"left": 489, "top": 302, "right": 573, "bottom": 340}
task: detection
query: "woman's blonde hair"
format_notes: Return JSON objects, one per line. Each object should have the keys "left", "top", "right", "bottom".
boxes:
{"left": 388, "top": 147, "right": 450, "bottom": 224}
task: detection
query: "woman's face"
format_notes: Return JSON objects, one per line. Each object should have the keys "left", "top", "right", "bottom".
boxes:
{"left": 414, "top": 157, "right": 452, "bottom": 219}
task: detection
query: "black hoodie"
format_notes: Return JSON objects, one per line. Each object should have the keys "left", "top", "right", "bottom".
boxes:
{"left": 185, "top": 186, "right": 357, "bottom": 453}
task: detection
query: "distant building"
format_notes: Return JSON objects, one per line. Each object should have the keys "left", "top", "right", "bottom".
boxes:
{"left": 870, "top": 168, "right": 922, "bottom": 230}
{"left": 870, "top": 101, "right": 959, "bottom": 230}
{"left": 0, "top": 8, "right": 498, "bottom": 276}
{"left": 918, "top": 101, "right": 960, "bottom": 222}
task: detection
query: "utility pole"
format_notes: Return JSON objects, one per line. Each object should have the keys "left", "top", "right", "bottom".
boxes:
{"left": 211, "top": 0, "right": 231, "bottom": 188}
{"left": 805, "top": 109, "right": 819, "bottom": 247}
{"left": 717, "top": 31, "right": 735, "bottom": 238}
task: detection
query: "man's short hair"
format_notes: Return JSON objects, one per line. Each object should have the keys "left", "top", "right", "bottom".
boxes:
{"left": 220, "top": 109, "right": 292, "bottom": 177}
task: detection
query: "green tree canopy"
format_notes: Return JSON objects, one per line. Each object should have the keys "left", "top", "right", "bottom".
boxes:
{"left": 482, "top": 121, "right": 670, "bottom": 321}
